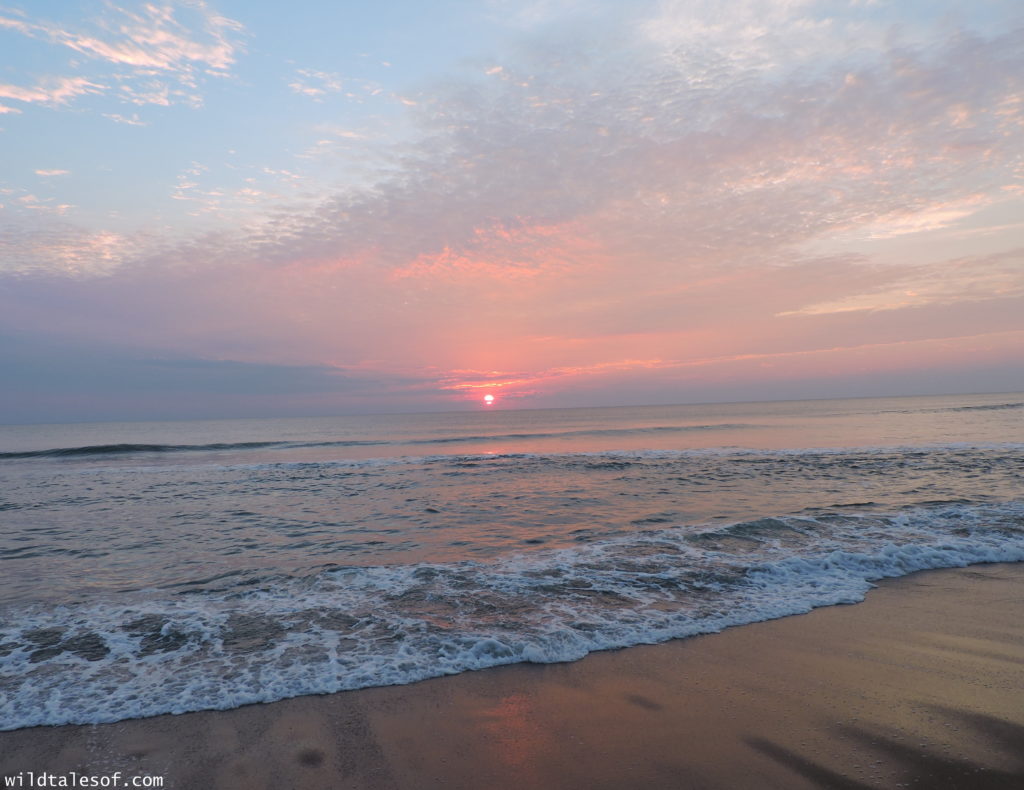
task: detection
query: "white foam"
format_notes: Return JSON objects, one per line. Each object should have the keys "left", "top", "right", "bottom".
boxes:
{"left": 1, "top": 500, "right": 1022, "bottom": 730}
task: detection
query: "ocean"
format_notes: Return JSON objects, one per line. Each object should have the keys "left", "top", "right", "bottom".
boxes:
{"left": 1, "top": 393, "right": 1022, "bottom": 731}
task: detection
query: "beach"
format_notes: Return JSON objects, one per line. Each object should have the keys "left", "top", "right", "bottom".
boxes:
{"left": 4, "top": 0, "right": 1023, "bottom": 783}
{"left": 2, "top": 561, "right": 1021, "bottom": 789}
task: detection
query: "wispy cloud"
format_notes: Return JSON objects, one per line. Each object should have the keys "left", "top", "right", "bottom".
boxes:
{"left": 0, "top": 2, "right": 244, "bottom": 109}
{"left": 0, "top": 2, "right": 242, "bottom": 74}
{"left": 857, "top": 196, "right": 992, "bottom": 239}
{"left": 287, "top": 68, "right": 343, "bottom": 100}
{"left": 35, "top": 169, "right": 70, "bottom": 177}
{"left": 103, "top": 111, "right": 147, "bottom": 125}
{"left": 779, "top": 250, "right": 1024, "bottom": 316}
{"left": 10, "top": 194, "right": 74, "bottom": 215}
{"left": 288, "top": 67, "right": 385, "bottom": 105}
{"left": 0, "top": 76, "right": 106, "bottom": 106}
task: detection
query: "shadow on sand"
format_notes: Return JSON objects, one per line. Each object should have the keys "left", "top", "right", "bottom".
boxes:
{"left": 747, "top": 706, "right": 1024, "bottom": 789}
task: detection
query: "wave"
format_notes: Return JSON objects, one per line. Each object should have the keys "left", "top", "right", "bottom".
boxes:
{"left": 0, "top": 440, "right": 384, "bottom": 460}
{"left": 879, "top": 401, "right": 1024, "bottom": 416}
{"left": 1, "top": 499, "right": 1022, "bottom": 731}
{"left": 0, "top": 423, "right": 759, "bottom": 460}
{"left": 944, "top": 401, "right": 1024, "bottom": 412}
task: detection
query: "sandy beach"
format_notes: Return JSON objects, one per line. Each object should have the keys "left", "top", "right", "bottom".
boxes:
{"left": 2, "top": 561, "right": 1022, "bottom": 789}
{"left": 4, "top": 0, "right": 1023, "bottom": 786}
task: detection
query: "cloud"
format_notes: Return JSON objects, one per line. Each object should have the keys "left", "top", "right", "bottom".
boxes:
{"left": 0, "top": 2, "right": 244, "bottom": 108}
{"left": 0, "top": 2, "right": 241, "bottom": 73}
{"left": 9, "top": 15, "right": 1024, "bottom": 281}
{"left": 778, "top": 249, "right": 1024, "bottom": 316}
{"left": 103, "top": 111, "right": 147, "bottom": 125}
{"left": 0, "top": 222, "right": 145, "bottom": 275}
{"left": 856, "top": 195, "right": 992, "bottom": 239}
{"left": 643, "top": 0, "right": 831, "bottom": 75}
{"left": 288, "top": 68, "right": 343, "bottom": 100}
{"left": 288, "top": 68, "right": 386, "bottom": 106}
{"left": 0, "top": 76, "right": 106, "bottom": 106}
{"left": 485, "top": 0, "right": 602, "bottom": 30}
{"left": 35, "top": 169, "right": 70, "bottom": 177}
{"left": 2, "top": 4, "right": 1023, "bottom": 414}
{"left": 234, "top": 20, "right": 1023, "bottom": 292}
{"left": 0, "top": 332, "right": 435, "bottom": 421}
{"left": 9, "top": 193, "right": 74, "bottom": 215}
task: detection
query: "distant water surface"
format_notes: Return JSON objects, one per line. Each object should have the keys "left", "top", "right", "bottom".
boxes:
{"left": 3, "top": 392, "right": 1022, "bottom": 461}
{"left": 1, "top": 393, "right": 1022, "bottom": 730}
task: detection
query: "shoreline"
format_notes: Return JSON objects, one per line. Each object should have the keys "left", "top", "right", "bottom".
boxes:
{"left": 2, "top": 562, "right": 1022, "bottom": 789}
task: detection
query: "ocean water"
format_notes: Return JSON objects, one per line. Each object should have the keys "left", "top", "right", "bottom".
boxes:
{"left": 1, "top": 393, "right": 1022, "bottom": 730}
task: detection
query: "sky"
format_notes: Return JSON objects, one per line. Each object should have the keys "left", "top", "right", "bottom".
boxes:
{"left": 1, "top": 0, "right": 1023, "bottom": 423}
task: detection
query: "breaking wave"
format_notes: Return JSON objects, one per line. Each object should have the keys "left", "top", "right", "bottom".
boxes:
{"left": 2, "top": 499, "right": 1022, "bottom": 730}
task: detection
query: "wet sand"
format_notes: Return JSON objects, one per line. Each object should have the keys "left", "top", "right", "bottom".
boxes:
{"left": 2, "top": 562, "right": 1022, "bottom": 789}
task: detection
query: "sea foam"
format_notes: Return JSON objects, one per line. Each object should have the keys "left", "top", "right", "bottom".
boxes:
{"left": 1, "top": 499, "right": 1022, "bottom": 731}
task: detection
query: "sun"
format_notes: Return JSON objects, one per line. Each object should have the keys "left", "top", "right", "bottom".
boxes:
{"left": 483, "top": 394, "right": 495, "bottom": 405}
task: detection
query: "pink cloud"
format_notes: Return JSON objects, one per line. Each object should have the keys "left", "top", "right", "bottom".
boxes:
{"left": 0, "top": 76, "right": 105, "bottom": 105}
{"left": 0, "top": 2, "right": 243, "bottom": 109}
{"left": 2, "top": 12, "right": 1022, "bottom": 411}
{"left": 0, "top": 3, "right": 241, "bottom": 74}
